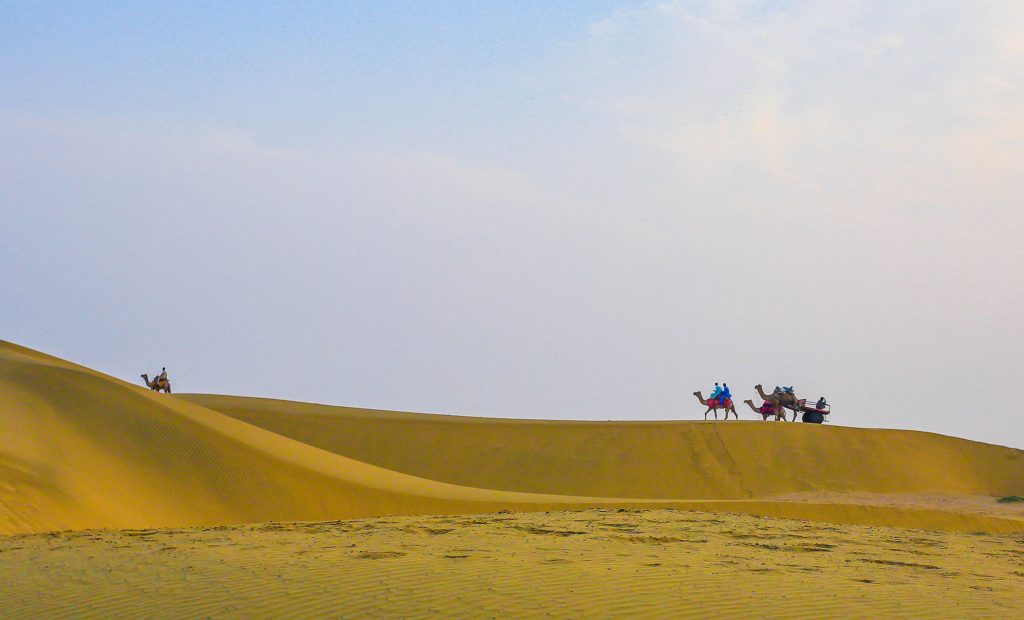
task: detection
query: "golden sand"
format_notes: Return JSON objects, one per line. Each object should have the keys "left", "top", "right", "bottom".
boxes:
{"left": 2, "top": 509, "right": 1022, "bottom": 618}
{"left": 2, "top": 340, "right": 1022, "bottom": 535}
{"left": 2, "top": 339, "right": 1024, "bottom": 616}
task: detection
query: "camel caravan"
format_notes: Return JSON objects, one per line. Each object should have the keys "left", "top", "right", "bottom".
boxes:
{"left": 139, "top": 366, "right": 828, "bottom": 423}
{"left": 694, "top": 383, "right": 830, "bottom": 423}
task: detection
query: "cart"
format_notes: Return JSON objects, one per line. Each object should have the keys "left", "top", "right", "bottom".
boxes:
{"left": 797, "top": 399, "right": 830, "bottom": 424}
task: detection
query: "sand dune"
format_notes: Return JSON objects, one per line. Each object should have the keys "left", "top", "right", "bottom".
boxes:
{"left": 0, "top": 341, "right": 609, "bottom": 534}
{"left": 1, "top": 340, "right": 1022, "bottom": 536}
{"left": 184, "top": 393, "right": 1024, "bottom": 500}
{"left": 3, "top": 339, "right": 1024, "bottom": 617}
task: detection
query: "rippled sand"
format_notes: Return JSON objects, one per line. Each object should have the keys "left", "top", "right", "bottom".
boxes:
{"left": 3, "top": 509, "right": 1022, "bottom": 618}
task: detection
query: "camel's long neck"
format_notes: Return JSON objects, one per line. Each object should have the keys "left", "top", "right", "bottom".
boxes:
{"left": 744, "top": 401, "right": 759, "bottom": 412}
{"left": 756, "top": 385, "right": 769, "bottom": 399}
{"left": 694, "top": 392, "right": 708, "bottom": 406}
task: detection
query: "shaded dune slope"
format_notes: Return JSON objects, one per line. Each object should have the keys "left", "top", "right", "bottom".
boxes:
{"left": 2, "top": 341, "right": 1023, "bottom": 534}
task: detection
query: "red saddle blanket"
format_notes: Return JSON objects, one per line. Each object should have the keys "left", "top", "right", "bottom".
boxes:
{"left": 709, "top": 398, "right": 733, "bottom": 408}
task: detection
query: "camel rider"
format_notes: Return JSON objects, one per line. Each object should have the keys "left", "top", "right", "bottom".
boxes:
{"left": 158, "top": 367, "right": 168, "bottom": 388}
{"left": 709, "top": 382, "right": 723, "bottom": 404}
{"left": 721, "top": 383, "right": 732, "bottom": 404}
{"left": 816, "top": 396, "right": 827, "bottom": 410}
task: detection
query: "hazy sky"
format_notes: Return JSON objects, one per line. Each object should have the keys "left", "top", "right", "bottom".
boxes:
{"left": 3, "top": 1, "right": 1022, "bottom": 448}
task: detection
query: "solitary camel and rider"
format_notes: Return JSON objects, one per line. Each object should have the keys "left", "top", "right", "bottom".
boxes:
{"left": 141, "top": 367, "right": 172, "bottom": 393}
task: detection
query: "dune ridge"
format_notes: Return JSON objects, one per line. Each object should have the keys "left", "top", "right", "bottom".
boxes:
{"left": 0, "top": 340, "right": 610, "bottom": 535}
{"left": 1, "top": 340, "right": 1022, "bottom": 535}
{"left": 183, "top": 393, "right": 1024, "bottom": 500}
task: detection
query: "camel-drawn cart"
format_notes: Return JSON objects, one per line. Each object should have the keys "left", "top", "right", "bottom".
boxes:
{"left": 797, "top": 400, "right": 830, "bottom": 424}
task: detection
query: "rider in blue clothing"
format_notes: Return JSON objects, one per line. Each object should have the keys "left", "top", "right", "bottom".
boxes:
{"left": 709, "top": 382, "right": 723, "bottom": 402}
{"left": 721, "top": 383, "right": 731, "bottom": 403}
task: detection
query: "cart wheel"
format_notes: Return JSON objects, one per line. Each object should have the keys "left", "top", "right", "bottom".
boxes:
{"left": 802, "top": 411, "right": 824, "bottom": 424}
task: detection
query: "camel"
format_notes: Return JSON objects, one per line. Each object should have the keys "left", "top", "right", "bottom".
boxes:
{"left": 141, "top": 373, "right": 171, "bottom": 394}
{"left": 693, "top": 391, "right": 738, "bottom": 420}
{"left": 743, "top": 399, "right": 784, "bottom": 421}
{"left": 755, "top": 384, "right": 799, "bottom": 422}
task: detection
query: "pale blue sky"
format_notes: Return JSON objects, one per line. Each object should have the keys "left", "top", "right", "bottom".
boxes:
{"left": 3, "top": 1, "right": 1023, "bottom": 447}
{"left": 1, "top": 2, "right": 620, "bottom": 147}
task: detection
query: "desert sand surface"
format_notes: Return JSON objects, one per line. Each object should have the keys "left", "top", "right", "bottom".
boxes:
{"left": 2, "top": 509, "right": 1022, "bottom": 618}
{"left": 2, "top": 339, "right": 1023, "bottom": 535}
{"left": 182, "top": 393, "right": 1024, "bottom": 530}
{"left": 3, "top": 339, "right": 1024, "bottom": 616}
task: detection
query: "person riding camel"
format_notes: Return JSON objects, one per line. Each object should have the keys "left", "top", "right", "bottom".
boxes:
{"left": 816, "top": 396, "right": 827, "bottom": 410}
{"left": 709, "top": 382, "right": 723, "bottom": 407}
{"left": 158, "top": 367, "right": 168, "bottom": 389}
{"left": 721, "top": 383, "right": 732, "bottom": 405}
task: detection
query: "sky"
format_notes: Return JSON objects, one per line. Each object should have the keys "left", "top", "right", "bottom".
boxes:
{"left": 2, "top": 1, "right": 1023, "bottom": 448}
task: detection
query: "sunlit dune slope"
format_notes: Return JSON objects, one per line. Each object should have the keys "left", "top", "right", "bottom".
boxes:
{"left": 0, "top": 341, "right": 629, "bottom": 535}
{"left": 182, "top": 394, "right": 1024, "bottom": 501}
{"left": 2, "top": 340, "right": 1023, "bottom": 536}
